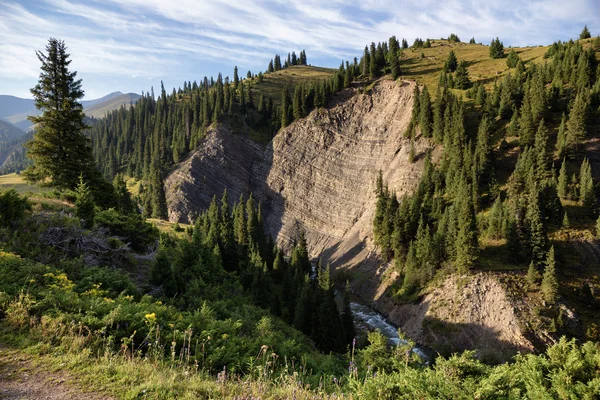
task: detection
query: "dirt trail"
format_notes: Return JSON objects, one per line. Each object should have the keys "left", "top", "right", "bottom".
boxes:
{"left": 0, "top": 344, "right": 112, "bottom": 400}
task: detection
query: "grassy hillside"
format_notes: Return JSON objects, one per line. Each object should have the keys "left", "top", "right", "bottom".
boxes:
{"left": 0, "top": 173, "right": 42, "bottom": 194}
{"left": 85, "top": 92, "right": 142, "bottom": 118}
{"left": 249, "top": 65, "right": 336, "bottom": 107}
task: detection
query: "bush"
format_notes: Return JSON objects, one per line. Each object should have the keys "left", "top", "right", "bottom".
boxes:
{"left": 94, "top": 208, "right": 159, "bottom": 252}
{"left": 0, "top": 189, "right": 30, "bottom": 227}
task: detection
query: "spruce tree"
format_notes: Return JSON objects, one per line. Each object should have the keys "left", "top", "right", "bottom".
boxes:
{"left": 506, "top": 49, "right": 520, "bottom": 68}
{"left": 558, "top": 158, "right": 569, "bottom": 200}
{"left": 75, "top": 176, "right": 95, "bottom": 228}
{"left": 489, "top": 37, "right": 505, "bottom": 59}
{"left": 579, "top": 158, "right": 596, "bottom": 211}
{"left": 580, "top": 25, "right": 591, "bottom": 40}
{"left": 281, "top": 86, "right": 291, "bottom": 128}
{"left": 556, "top": 114, "right": 567, "bottom": 158}
{"left": 526, "top": 190, "right": 548, "bottom": 263}
{"left": 565, "top": 91, "right": 588, "bottom": 153}
{"left": 526, "top": 261, "right": 540, "bottom": 287}
{"left": 541, "top": 246, "right": 558, "bottom": 304}
{"left": 454, "top": 177, "right": 478, "bottom": 272}
{"left": 419, "top": 87, "right": 432, "bottom": 137}
{"left": 445, "top": 51, "right": 458, "bottom": 73}
{"left": 454, "top": 61, "right": 471, "bottom": 89}
{"left": 23, "top": 38, "right": 97, "bottom": 191}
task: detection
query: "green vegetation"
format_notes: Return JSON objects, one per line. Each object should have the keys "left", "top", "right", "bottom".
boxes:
{"left": 1, "top": 188, "right": 599, "bottom": 398}
{"left": 373, "top": 34, "right": 600, "bottom": 337}
{"left": 2, "top": 28, "right": 600, "bottom": 398}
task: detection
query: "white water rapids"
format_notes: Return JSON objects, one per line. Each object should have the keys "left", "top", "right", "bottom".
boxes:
{"left": 350, "top": 302, "right": 428, "bottom": 361}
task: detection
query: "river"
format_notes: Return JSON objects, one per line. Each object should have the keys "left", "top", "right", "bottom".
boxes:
{"left": 350, "top": 302, "right": 429, "bottom": 361}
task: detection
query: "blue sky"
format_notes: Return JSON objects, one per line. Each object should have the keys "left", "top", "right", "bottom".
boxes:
{"left": 1, "top": 0, "right": 598, "bottom": 100}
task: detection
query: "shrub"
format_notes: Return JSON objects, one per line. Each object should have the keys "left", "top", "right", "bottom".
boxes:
{"left": 94, "top": 209, "right": 159, "bottom": 252}
{"left": 0, "top": 189, "right": 31, "bottom": 227}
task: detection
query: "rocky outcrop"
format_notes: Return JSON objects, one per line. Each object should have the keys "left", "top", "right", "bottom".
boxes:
{"left": 166, "top": 79, "right": 425, "bottom": 255}
{"left": 164, "top": 79, "right": 534, "bottom": 360}
{"left": 384, "top": 274, "right": 534, "bottom": 361}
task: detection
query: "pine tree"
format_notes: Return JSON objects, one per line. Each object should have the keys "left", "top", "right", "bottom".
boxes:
{"left": 596, "top": 215, "right": 600, "bottom": 238}
{"left": 292, "top": 85, "right": 302, "bottom": 120}
{"left": 526, "top": 190, "right": 548, "bottom": 263}
{"left": 489, "top": 37, "right": 505, "bottom": 59}
{"left": 454, "top": 177, "right": 478, "bottom": 272}
{"left": 580, "top": 25, "right": 591, "bottom": 40}
{"left": 389, "top": 36, "right": 400, "bottom": 79}
{"left": 566, "top": 91, "right": 588, "bottom": 153}
{"left": 75, "top": 176, "right": 95, "bottom": 228}
{"left": 369, "top": 43, "right": 377, "bottom": 79}
{"left": 506, "top": 49, "right": 520, "bottom": 68}
{"left": 558, "top": 158, "right": 569, "bottom": 200}
{"left": 454, "top": 61, "right": 471, "bottom": 89}
{"left": 444, "top": 50, "right": 458, "bottom": 72}
{"left": 556, "top": 114, "right": 567, "bottom": 158}
{"left": 541, "top": 246, "right": 558, "bottom": 304}
{"left": 233, "top": 66, "right": 239, "bottom": 91}
{"left": 579, "top": 158, "right": 596, "bottom": 211}
{"left": 526, "top": 261, "right": 540, "bottom": 287}
{"left": 419, "top": 87, "right": 432, "bottom": 137}
{"left": 534, "top": 119, "right": 552, "bottom": 178}
{"left": 281, "top": 86, "right": 291, "bottom": 128}
{"left": 23, "top": 38, "right": 97, "bottom": 191}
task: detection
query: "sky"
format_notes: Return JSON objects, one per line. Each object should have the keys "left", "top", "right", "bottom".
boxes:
{"left": 1, "top": 0, "right": 598, "bottom": 100}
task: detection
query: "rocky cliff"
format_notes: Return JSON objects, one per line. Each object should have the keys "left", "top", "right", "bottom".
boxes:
{"left": 164, "top": 79, "right": 534, "bottom": 360}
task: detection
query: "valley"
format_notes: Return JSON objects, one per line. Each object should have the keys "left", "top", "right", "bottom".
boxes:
{"left": 0, "top": 13, "right": 599, "bottom": 399}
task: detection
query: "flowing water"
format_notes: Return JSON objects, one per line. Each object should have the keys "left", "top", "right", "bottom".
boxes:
{"left": 350, "top": 302, "right": 429, "bottom": 361}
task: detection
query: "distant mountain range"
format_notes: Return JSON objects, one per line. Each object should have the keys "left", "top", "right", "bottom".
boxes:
{"left": 0, "top": 91, "right": 141, "bottom": 133}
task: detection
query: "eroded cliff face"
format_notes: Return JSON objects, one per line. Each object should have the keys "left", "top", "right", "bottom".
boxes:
{"left": 166, "top": 79, "right": 425, "bottom": 256}
{"left": 164, "top": 79, "right": 534, "bottom": 360}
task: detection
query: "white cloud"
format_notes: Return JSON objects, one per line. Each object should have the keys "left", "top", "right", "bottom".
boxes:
{"left": 0, "top": 0, "right": 598, "bottom": 98}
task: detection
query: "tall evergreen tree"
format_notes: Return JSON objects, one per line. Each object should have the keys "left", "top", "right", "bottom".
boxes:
{"left": 580, "top": 25, "right": 591, "bottom": 40}
{"left": 23, "top": 38, "right": 97, "bottom": 191}
{"left": 558, "top": 158, "right": 569, "bottom": 200}
{"left": 541, "top": 246, "right": 558, "bottom": 304}
{"left": 489, "top": 37, "right": 505, "bottom": 59}
{"left": 281, "top": 86, "right": 291, "bottom": 128}
{"left": 579, "top": 158, "right": 596, "bottom": 211}
{"left": 565, "top": 91, "right": 588, "bottom": 153}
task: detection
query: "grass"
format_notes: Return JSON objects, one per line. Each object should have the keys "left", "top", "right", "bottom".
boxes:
{"left": 399, "top": 40, "right": 548, "bottom": 98}
{"left": 0, "top": 330, "right": 339, "bottom": 400}
{"left": 250, "top": 65, "right": 336, "bottom": 108}
{"left": 147, "top": 218, "right": 191, "bottom": 239}
{"left": 0, "top": 173, "right": 46, "bottom": 194}
{"left": 85, "top": 93, "right": 141, "bottom": 119}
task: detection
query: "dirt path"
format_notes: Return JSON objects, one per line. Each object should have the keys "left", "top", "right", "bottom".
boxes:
{"left": 0, "top": 344, "right": 113, "bottom": 400}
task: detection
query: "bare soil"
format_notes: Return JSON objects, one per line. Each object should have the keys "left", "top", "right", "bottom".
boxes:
{"left": 0, "top": 344, "right": 112, "bottom": 400}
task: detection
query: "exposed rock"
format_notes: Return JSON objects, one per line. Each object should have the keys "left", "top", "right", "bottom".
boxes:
{"left": 381, "top": 274, "right": 535, "bottom": 361}
{"left": 164, "top": 79, "right": 534, "bottom": 360}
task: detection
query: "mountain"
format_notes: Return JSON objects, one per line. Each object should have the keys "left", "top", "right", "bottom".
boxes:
{"left": 0, "top": 95, "right": 36, "bottom": 119}
{"left": 85, "top": 92, "right": 141, "bottom": 118}
{"left": 0, "top": 91, "right": 141, "bottom": 133}
{"left": 80, "top": 91, "right": 124, "bottom": 108}
{"left": 0, "top": 119, "right": 25, "bottom": 141}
